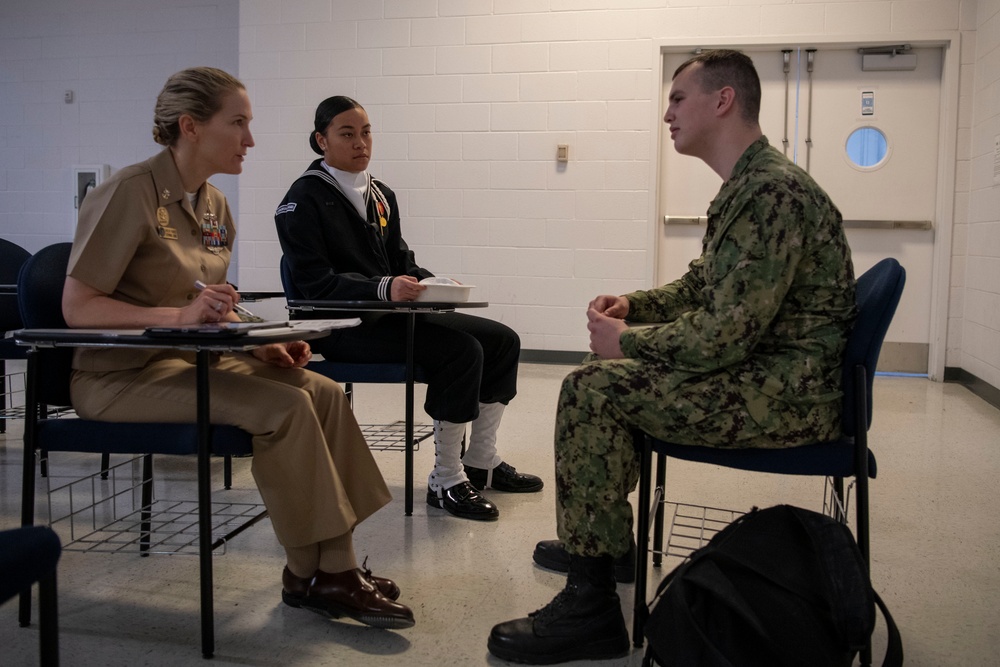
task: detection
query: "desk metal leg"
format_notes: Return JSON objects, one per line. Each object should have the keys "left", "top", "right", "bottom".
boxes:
{"left": 195, "top": 350, "right": 215, "bottom": 658}
{"left": 633, "top": 433, "right": 652, "bottom": 648}
{"left": 19, "top": 350, "right": 39, "bottom": 628}
{"left": 139, "top": 454, "right": 153, "bottom": 555}
{"left": 1, "top": 358, "right": 7, "bottom": 434}
{"left": 38, "top": 569, "right": 58, "bottom": 667}
{"left": 405, "top": 313, "right": 415, "bottom": 516}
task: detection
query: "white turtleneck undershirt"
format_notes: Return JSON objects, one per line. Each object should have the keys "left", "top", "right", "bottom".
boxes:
{"left": 322, "top": 162, "right": 368, "bottom": 220}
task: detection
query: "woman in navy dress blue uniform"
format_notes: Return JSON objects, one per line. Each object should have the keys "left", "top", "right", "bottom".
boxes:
{"left": 275, "top": 96, "right": 543, "bottom": 521}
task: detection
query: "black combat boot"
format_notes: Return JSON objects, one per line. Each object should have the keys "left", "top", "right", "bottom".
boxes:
{"left": 487, "top": 554, "right": 629, "bottom": 664}
{"left": 533, "top": 537, "right": 637, "bottom": 583}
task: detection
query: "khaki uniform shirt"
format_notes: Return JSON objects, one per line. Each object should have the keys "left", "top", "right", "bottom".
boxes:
{"left": 68, "top": 149, "right": 235, "bottom": 371}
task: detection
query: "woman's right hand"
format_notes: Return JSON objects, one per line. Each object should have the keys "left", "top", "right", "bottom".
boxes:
{"left": 390, "top": 275, "right": 426, "bottom": 302}
{"left": 62, "top": 276, "right": 238, "bottom": 328}
{"left": 187, "top": 282, "right": 240, "bottom": 323}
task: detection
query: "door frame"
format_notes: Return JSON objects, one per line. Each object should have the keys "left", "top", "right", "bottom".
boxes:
{"left": 646, "top": 33, "right": 961, "bottom": 381}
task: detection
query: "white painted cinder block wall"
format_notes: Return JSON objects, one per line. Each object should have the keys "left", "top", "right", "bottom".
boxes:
{"left": 0, "top": 0, "right": 997, "bottom": 385}
{"left": 0, "top": 0, "right": 241, "bottom": 249}
{"left": 965, "top": 0, "right": 1000, "bottom": 388}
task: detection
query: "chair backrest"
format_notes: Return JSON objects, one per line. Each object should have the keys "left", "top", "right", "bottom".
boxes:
{"left": 840, "top": 258, "right": 905, "bottom": 436}
{"left": 279, "top": 255, "right": 304, "bottom": 301}
{"left": 16, "top": 243, "right": 75, "bottom": 407}
{"left": 1, "top": 238, "right": 32, "bottom": 333}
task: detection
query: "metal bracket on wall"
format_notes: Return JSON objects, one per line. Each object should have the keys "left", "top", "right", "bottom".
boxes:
{"left": 805, "top": 49, "right": 816, "bottom": 172}
{"left": 782, "top": 49, "right": 792, "bottom": 156}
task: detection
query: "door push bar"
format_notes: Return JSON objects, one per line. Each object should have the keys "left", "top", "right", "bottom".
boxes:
{"left": 663, "top": 216, "right": 931, "bottom": 230}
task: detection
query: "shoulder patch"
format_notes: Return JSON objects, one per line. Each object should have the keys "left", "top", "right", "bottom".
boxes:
{"left": 275, "top": 202, "right": 297, "bottom": 215}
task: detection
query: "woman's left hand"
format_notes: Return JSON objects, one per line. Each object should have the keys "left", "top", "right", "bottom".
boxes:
{"left": 251, "top": 341, "right": 312, "bottom": 368}
{"left": 390, "top": 275, "right": 426, "bottom": 301}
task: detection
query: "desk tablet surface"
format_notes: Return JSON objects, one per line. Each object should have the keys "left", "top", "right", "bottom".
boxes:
{"left": 144, "top": 322, "right": 288, "bottom": 338}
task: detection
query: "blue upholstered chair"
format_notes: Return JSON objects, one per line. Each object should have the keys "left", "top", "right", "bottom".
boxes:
{"left": 632, "top": 258, "right": 906, "bottom": 666}
{"left": 279, "top": 255, "right": 433, "bottom": 515}
{"left": 1, "top": 237, "right": 31, "bottom": 434}
{"left": 1, "top": 238, "right": 66, "bottom": 479}
{"left": 16, "top": 242, "right": 262, "bottom": 659}
{"left": 1, "top": 525, "right": 61, "bottom": 666}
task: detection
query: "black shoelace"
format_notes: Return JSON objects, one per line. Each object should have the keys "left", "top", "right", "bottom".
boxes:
{"left": 529, "top": 582, "right": 579, "bottom": 624}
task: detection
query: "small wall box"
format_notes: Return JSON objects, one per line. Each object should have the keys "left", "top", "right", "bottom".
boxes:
{"left": 71, "top": 164, "right": 110, "bottom": 216}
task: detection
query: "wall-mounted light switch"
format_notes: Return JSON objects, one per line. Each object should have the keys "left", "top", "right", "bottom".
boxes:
{"left": 556, "top": 144, "right": 569, "bottom": 162}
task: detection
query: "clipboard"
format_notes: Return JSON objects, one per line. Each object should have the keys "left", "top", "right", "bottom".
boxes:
{"left": 144, "top": 321, "right": 289, "bottom": 339}
{"left": 143, "top": 319, "right": 361, "bottom": 339}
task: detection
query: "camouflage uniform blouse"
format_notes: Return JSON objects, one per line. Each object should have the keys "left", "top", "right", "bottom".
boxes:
{"left": 619, "top": 136, "right": 856, "bottom": 441}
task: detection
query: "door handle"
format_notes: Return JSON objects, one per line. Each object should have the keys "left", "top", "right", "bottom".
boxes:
{"left": 665, "top": 216, "right": 931, "bottom": 229}
{"left": 663, "top": 216, "right": 707, "bottom": 225}
{"left": 842, "top": 219, "right": 932, "bottom": 230}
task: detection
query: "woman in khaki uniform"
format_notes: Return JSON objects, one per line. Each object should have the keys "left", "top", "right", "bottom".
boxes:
{"left": 62, "top": 67, "right": 414, "bottom": 630}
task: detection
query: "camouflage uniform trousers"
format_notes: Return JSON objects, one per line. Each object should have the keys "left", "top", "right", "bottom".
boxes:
{"left": 554, "top": 356, "right": 840, "bottom": 559}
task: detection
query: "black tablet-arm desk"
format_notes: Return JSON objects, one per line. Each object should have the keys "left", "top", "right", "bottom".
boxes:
{"left": 11, "top": 326, "right": 335, "bottom": 658}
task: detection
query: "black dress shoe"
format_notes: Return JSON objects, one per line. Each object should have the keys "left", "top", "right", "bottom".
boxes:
{"left": 281, "top": 567, "right": 414, "bottom": 629}
{"left": 465, "top": 461, "right": 544, "bottom": 493}
{"left": 533, "top": 539, "right": 637, "bottom": 584}
{"left": 426, "top": 481, "right": 499, "bottom": 521}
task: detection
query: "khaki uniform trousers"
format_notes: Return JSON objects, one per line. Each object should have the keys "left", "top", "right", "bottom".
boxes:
{"left": 69, "top": 353, "right": 391, "bottom": 548}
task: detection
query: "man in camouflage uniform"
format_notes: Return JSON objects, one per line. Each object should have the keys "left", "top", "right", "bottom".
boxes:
{"left": 488, "top": 50, "right": 856, "bottom": 664}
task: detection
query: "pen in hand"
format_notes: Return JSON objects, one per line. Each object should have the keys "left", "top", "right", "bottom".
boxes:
{"left": 194, "top": 280, "right": 263, "bottom": 321}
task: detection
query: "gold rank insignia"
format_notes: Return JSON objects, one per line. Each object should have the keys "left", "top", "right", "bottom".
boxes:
{"left": 155, "top": 206, "right": 177, "bottom": 239}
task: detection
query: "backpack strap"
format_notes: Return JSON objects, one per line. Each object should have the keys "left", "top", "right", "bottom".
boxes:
{"left": 874, "top": 589, "right": 904, "bottom": 667}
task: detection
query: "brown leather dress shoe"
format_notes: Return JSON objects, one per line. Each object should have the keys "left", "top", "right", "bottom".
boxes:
{"left": 281, "top": 567, "right": 414, "bottom": 629}
{"left": 283, "top": 565, "right": 401, "bottom": 601}
{"left": 362, "top": 568, "right": 401, "bottom": 602}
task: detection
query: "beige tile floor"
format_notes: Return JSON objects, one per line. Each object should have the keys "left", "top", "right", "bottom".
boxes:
{"left": 1, "top": 361, "right": 999, "bottom": 666}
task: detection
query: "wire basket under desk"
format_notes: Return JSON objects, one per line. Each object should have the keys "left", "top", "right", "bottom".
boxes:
{"left": 360, "top": 420, "right": 434, "bottom": 452}
{"left": 44, "top": 453, "right": 267, "bottom": 556}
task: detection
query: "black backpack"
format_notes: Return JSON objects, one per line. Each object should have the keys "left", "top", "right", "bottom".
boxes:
{"left": 643, "top": 504, "right": 902, "bottom": 667}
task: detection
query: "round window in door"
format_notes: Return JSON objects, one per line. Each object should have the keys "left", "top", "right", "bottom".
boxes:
{"left": 845, "top": 126, "right": 890, "bottom": 170}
